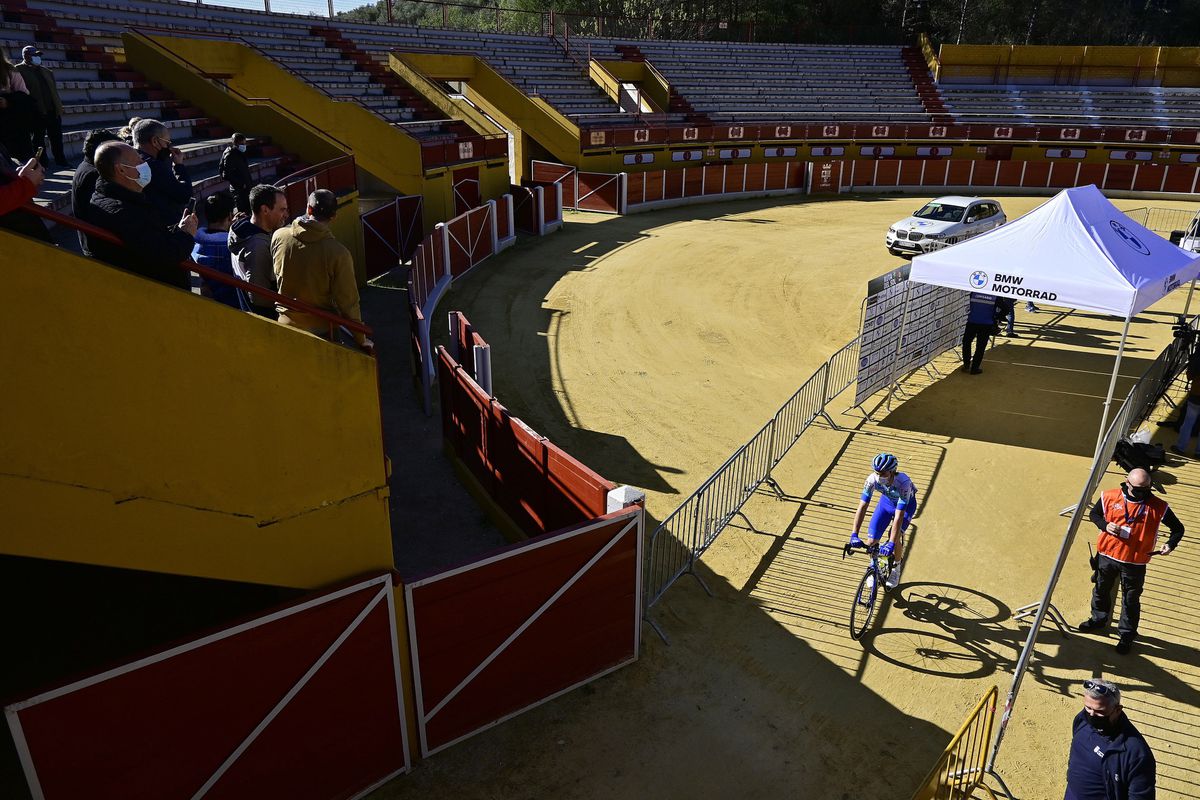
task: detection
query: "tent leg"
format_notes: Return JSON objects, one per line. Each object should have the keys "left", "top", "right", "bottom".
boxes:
{"left": 1095, "top": 314, "right": 1133, "bottom": 457}
{"left": 1183, "top": 279, "right": 1197, "bottom": 319}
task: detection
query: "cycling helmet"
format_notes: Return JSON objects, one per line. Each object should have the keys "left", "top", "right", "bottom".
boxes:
{"left": 872, "top": 452, "right": 899, "bottom": 473}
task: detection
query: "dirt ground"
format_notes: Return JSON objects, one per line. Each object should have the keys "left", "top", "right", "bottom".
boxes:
{"left": 374, "top": 193, "right": 1200, "bottom": 799}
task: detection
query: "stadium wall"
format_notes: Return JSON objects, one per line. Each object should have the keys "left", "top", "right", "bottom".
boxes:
{"left": 0, "top": 233, "right": 394, "bottom": 590}
{"left": 937, "top": 43, "right": 1200, "bottom": 86}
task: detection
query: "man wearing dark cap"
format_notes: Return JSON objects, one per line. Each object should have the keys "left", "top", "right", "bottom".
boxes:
{"left": 15, "top": 46, "right": 66, "bottom": 167}
{"left": 272, "top": 188, "right": 372, "bottom": 350}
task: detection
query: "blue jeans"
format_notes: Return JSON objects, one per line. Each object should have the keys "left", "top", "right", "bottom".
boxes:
{"left": 1175, "top": 400, "right": 1200, "bottom": 455}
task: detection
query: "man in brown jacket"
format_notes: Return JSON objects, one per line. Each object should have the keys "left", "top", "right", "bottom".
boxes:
{"left": 15, "top": 46, "right": 66, "bottom": 167}
{"left": 272, "top": 188, "right": 372, "bottom": 350}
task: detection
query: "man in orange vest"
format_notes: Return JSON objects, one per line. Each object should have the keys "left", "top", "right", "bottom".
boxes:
{"left": 1078, "top": 468, "right": 1183, "bottom": 654}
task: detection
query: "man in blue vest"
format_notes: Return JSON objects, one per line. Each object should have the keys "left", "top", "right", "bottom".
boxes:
{"left": 962, "top": 291, "right": 997, "bottom": 374}
{"left": 1064, "top": 679, "right": 1155, "bottom": 800}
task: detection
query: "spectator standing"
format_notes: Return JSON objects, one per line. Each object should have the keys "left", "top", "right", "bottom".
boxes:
{"left": 962, "top": 291, "right": 996, "bottom": 374}
{"left": 117, "top": 116, "right": 142, "bottom": 145}
{"left": 229, "top": 183, "right": 288, "bottom": 319}
{"left": 0, "top": 52, "right": 36, "bottom": 160}
{"left": 0, "top": 141, "right": 50, "bottom": 241}
{"left": 87, "top": 141, "right": 198, "bottom": 290}
{"left": 1171, "top": 356, "right": 1200, "bottom": 457}
{"left": 218, "top": 133, "right": 253, "bottom": 214}
{"left": 1063, "top": 679, "right": 1155, "bottom": 800}
{"left": 132, "top": 118, "right": 192, "bottom": 225}
{"left": 71, "top": 128, "right": 121, "bottom": 254}
{"left": 1078, "top": 468, "right": 1183, "bottom": 654}
{"left": 192, "top": 191, "right": 241, "bottom": 309}
{"left": 272, "top": 188, "right": 372, "bottom": 349}
{"left": 15, "top": 46, "right": 67, "bottom": 167}
{"left": 995, "top": 296, "right": 1017, "bottom": 337}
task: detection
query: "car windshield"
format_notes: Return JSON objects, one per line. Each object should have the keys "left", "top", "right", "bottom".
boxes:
{"left": 913, "top": 202, "right": 967, "bottom": 223}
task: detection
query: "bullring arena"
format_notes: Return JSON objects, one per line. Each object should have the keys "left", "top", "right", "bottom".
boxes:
{"left": 3, "top": 1, "right": 1200, "bottom": 798}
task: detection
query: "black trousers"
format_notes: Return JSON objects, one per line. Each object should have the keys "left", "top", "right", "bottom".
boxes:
{"left": 962, "top": 323, "right": 992, "bottom": 369}
{"left": 31, "top": 112, "right": 65, "bottom": 164}
{"left": 1090, "top": 554, "right": 1147, "bottom": 638}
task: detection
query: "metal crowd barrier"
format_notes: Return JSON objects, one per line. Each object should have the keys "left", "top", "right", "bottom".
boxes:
{"left": 910, "top": 687, "right": 999, "bottom": 800}
{"left": 643, "top": 337, "right": 859, "bottom": 638}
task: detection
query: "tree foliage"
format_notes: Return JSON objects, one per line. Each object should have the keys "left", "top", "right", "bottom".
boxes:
{"left": 336, "top": 0, "right": 1200, "bottom": 45}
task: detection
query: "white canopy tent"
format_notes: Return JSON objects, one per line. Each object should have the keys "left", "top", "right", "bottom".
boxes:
{"left": 910, "top": 184, "right": 1200, "bottom": 453}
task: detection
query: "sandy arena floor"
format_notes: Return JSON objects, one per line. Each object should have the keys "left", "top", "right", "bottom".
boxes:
{"left": 376, "top": 193, "right": 1200, "bottom": 799}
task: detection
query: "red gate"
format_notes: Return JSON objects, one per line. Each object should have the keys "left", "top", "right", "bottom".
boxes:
{"left": 5, "top": 574, "right": 409, "bottom": 799}
{"left": 445, "top": 203, "right": 494, "bottom": 278}
{"left": 531, "top": 160, "right": 577, "bottom": 208}
{"left": 453, "top": 166, "right": 481, "bottom": 216}
{"left": 576, "top": 171, "right": 622, "bottom": 213}
{"left": 406, "top": 507, "right": 643, "bottom": 756}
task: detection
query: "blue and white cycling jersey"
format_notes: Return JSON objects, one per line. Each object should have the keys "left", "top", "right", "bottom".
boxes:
{"left": 861, "top": 472, "right": 917, "bottom": 509}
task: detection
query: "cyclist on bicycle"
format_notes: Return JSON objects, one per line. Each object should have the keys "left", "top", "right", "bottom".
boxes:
{"left": 848, "top": 452, "right": 918, "bottom": 589}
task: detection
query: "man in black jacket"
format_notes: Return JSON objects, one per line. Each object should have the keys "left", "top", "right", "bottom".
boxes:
{"left": 1064, "top": 679, "right": 1155, "bottom": 800}
{"left": 131, "top": 118, "right": 192, "bottom": 226}
{"left": 219, "top": 133, "right": 254, "bottom": 214}
{"left": 71, "top": 128, "right": 121, "bottom": 254}
{"left": 87, "top": 141, "right": 198, "bottom": 290}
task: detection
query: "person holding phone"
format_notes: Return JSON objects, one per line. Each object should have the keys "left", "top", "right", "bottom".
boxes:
{"left": 131, "top": 118, "right": 192, "bottom": 226}
{"left": 1078, "top": 468, "right": 1183, "bottom": 654}
{"left": 87, "top": 141, "right": 198, "bottom": 290}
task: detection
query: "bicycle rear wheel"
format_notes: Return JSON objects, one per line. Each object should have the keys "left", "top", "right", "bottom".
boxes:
{"left": 849, "top": 568, "right": 879, "bottom": 640}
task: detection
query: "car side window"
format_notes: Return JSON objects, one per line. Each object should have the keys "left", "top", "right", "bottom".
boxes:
{"left": 966, "top": 205, "right": 980, "bottom": 223}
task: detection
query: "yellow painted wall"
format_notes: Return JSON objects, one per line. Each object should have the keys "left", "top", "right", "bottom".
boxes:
{"left": 140, "top": 34, "right": 427, "bottom": 196}
{"left": 394, "top": 52, "right": 582, "bottom": 183}
{"left": 938, "top": 43, "right": 1200, "bottom": 86}
{"left": 590, "top": 60, "right": 670, "bottom": 113}
{"left": 0, "top": 233, "right": 393, "bottom": 589}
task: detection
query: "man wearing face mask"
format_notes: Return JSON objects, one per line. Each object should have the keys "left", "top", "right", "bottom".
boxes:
{"left": 15, "top": 46, "right": 66, "bottom": 168}
{"left": 1064, "top": 679, "right": 1155, "bottom": 800}
{"left": 131, "top": 118, "right": 192, "bottom": 226}
{"left": 1078, "top": 468, "right": 1182, "bottom": 654}
{"left": 87, "top": 141, "right": 198, "bottom": 290}
{"left": 218, "top": 133, "right": 253, "bottom": 215}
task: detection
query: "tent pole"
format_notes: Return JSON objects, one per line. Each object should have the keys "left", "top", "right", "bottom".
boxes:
{"left": 1095, "top": 314, "right": 1133, "bottom": 457}
{"left": 1183, "top": 279, "right": 1197, "bottom": 319}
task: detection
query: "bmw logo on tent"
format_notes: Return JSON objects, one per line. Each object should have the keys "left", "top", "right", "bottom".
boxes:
{"left": 970, "top": 271, "right": 989, "bottom": 289}
{"left": 1110, "top": 220, "right": 1151, "bottom": 255}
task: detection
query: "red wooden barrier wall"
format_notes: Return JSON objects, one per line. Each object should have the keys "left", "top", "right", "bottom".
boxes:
{"left": 406, "top": 506, "right": 641, "bottom": 756}
{"left": 4, "top": 575, "right": 409, "bottom": 800}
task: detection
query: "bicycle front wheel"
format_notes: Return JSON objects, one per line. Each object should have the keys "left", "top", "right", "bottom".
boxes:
{"left": 849, "top": 568, "right": 878, "bottom": 640}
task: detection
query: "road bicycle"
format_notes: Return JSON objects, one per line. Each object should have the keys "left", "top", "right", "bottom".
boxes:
{"left": 843, "top": 541, "right": 894, "bottom": 640}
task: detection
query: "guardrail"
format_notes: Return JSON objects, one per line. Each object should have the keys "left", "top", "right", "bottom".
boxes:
{"left": 643, "top": 337, "right": 859, "bottom": 639}
{"left": 910, "top": 687, "right": 998, "bottom": 800}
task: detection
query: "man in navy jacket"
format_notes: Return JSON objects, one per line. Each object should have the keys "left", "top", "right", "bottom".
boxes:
{"left": 1065, "top": 679, "right": 1155, "bottom": 800}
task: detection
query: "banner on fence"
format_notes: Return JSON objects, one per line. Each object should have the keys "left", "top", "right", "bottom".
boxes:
{"left": 854, "top": 265, "right": 969, "bottom": 407}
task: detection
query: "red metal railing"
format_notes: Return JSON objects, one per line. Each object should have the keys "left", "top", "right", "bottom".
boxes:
{"left": 21, "top": 203, "right": 373, "bottom": 347}
{"left": 276, "top": 154, "right": 359, "bottom": 219}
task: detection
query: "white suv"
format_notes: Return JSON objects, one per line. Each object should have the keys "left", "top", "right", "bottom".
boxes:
{"left": 886, "top": 196, "right": 1006, "bottom": 257}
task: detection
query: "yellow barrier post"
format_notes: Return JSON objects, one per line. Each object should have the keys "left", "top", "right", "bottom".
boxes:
{"left": 910, "top": 687, "right": 1000, "bottom": 800}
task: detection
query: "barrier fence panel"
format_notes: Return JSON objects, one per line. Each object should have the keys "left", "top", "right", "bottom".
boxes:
{"left": 576, "top": 171, "right": 622, "bottom": 213}
{"left": 445, "top": 203, "right": 494, "bottom": 278}
{"left": 512, "top": 185, "right": 538, "bottom": 234}
{"left": 531, "top": 160, "right": 577, "bottom": 208}
{"left": 825, "top": 337, "right": 861, "bottom": 404}
{"left": 361, "top": 198, "right": 401, "bottom": 279}
{"left": 910, "top": 687, "right": 998, "bottom": 800}
{"left": 4, "top": 574, "right": 409, "bottom": 800}
{"left": 405, "top": 506, "right": 643, "bottom": 757}
{"left": 770, "top": 365, "right": 828, "bottom": 466}
{"left": 396, "top": 195, "right": 424, "bottom": 261}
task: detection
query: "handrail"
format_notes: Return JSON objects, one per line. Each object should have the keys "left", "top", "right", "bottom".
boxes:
{"left": 21, "top": 202, "right": 374, "bottom": 342}
{"left": 275, "top": 154, "right": 355, "bottom": 189}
